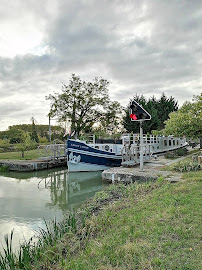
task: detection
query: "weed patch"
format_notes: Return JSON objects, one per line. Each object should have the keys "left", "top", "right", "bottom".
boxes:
{"left": 0, "top": 165, "right": 9, "bottom": 172}
{"left": 173, "top": 161, "right": 201, "bottom": 172}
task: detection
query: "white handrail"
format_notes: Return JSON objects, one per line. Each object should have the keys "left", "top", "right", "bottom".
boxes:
{"left": 37, "top": 144, "right": 66, "bottom": 159}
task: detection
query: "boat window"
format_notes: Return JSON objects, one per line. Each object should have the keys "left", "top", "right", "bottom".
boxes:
{"left": 95, "top": 146, "right": 99, "bottom": 149}
{"left": 173, "top": 140, "right": 175, "bottom": 146}
{"left": 164, "top": 140, "right": 167, "bottom": 146}
{"left": 157, "top": 146, "right": 159, "bottom": 149}
{"left": 177, "top": 140, "right": 179, "bottom": 145}
{"left": 169, "top": 140, "right": 171, "bottom": 146}
{"left": 105, "top": 145, "right": 109, "bottom": 151}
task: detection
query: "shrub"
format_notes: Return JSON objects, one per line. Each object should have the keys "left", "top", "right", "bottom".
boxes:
{"left": 0, "top": 166, "right": 9, "bottom": 172}
{"left": 173, "top": 161, "right": 201, "bottom": 172}
{"left": 175, "top": 147, "right": 188, "bottom": 156}
{"left": 38, "top": 136, "right": 48, "bottom": 144}
{"left": 165, "top": 148, "right": 188, "bottom": 158}
{"left": 164, "top": 151, "right": 176, "bottom": 158}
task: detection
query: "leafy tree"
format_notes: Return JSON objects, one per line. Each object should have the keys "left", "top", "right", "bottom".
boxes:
{"left": 0, "top": 124, "right": 65, "bottom": 142}
{"left": 162, "top": 93, "right": 202, "bottom": 145}
{"left": 46, "top": 74, "right": 121, "bottom": 136}
{"left": 16, "top": 134, "right": 37, "bottom": 158}
{"left": 7, "top": 128, "right": 25, "bottom": 144}
{"left": 98, "top": 101, "right": 124, "bottom": 134}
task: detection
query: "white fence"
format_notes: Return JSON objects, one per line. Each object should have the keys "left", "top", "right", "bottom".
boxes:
{"left": 37, "top": 143, "right": 66, "bottom": 159}
{"left": 121, "top": 144, "right": 153, "bottom": 164}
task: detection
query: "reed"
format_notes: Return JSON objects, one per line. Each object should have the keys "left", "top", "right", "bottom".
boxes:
{"left": 0, "top": 229, "right": 16, "bottom": 269}
{"left": 0, "top": 213, "right": 78, "bottom": 269}
{"left": 0, "top": 165, "right": 9, "bottom": 172}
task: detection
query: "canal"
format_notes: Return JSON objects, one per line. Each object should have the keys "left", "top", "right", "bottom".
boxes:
{"left": 0, "top": 167, "right": 105, "bottom": 253}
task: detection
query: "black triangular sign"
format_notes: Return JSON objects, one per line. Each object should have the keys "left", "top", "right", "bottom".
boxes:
{"left": 130, "top": 100, "right": 151, "bottom": 121}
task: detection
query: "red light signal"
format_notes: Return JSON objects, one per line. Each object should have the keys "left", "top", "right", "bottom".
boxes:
{"left": 130, "top": 113, "right": 137, "bottom": 120}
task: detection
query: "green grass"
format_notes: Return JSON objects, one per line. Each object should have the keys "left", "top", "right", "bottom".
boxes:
{"left": 0, "top": 149, "right": 40, "bottom": 160}
{"left": 1, "top": 169, "right": 201, "bottom": 269}
{"left": 61, "top": 175, "right": 201, "bottom": 270}
{"left": 0, "top": 215, "right": 77, "bottom": 270}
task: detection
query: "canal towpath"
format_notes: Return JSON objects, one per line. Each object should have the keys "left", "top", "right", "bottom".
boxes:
{"left": 102, "top": 151, "right": 201, "bottom": 184}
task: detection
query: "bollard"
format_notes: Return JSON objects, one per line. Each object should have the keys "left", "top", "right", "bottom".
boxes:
{"left": 192, "top": 155, "right": 198, "bottom": 162}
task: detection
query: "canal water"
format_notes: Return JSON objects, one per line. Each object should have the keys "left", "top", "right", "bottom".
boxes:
{"left": 0, "top": 167, "right": 105, "bottom": 253}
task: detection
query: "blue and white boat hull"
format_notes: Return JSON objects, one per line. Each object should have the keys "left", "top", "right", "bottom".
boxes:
{"left": 67, "top": 139, "right": 122, "bottom": 172}
{"left": 67, "top": 135, "right": 188, "bottom": 172}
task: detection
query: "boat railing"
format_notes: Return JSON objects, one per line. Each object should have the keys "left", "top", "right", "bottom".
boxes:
{"left": 130, "top": 134, "right": 160, "bottom": 145}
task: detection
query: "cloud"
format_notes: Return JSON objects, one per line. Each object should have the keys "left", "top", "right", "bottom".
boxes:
{"left": 0, "top": 0, "right": 201, "bottom": 130}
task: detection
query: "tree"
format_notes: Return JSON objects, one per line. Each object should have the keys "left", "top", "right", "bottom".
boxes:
{"left": 156, "top": 93, "right": 179, "bottom": 129}
{"left": 16, "top": 134, "right": 36, "bottom": 158}
{"left": 46, "top": 74, "right": 119, "bottom": 136}
{"left": 0, "top": 124, "right": 65, "bottom": 142}
{"left": 98, "top": 101, "right": 124, "bottom": 134}
{"left": 30, "top": 117, "right": 39, "bottom": 143}
{"left": 162, "top": 93, "right": 202, "bottom": 145}
{"left": 7, "top": 128, "right": 25, "bottom": 144}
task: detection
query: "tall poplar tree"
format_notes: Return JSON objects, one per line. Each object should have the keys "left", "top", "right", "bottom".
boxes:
{"left": 31, "top": 117, "right": 39, "bottom": 143}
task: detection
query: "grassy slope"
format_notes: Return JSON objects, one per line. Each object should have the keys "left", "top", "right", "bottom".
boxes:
{"left": 0, "top": 149, "right": 40, "bottom": 160}
{"left": 62, "top": 172, "right": 202, "bottom": 270}
{"left": 1, "top": 157, "right": 200, "bottom": 269}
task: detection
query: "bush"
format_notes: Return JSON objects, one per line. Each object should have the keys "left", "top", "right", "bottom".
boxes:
{"left": 175, "top": 148, "right": 188, "bottom": 156}
{"left": 173, "top": 161, "right": 201, "bottom": 172}
{"left": 164, "top": 151, "right": 176, "bottom": 158}
{"left": 165, "top": 148, "right": 188, "bottom": 158}
{"left": 38, "top": 136, "right": 48, "bottom": 144}
{"left": 0, "top": 140, "right": 16, "bottom": 153}
{"left": 0, "top": 165, "right": 9, "bottom": 172}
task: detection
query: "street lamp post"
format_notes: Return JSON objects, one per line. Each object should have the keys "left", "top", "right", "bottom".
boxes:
{"left": 49, "top": 115, "right": 51, "bottom": 143}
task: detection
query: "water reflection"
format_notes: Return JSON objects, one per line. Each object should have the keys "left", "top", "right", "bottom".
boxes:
{"left": 0, "top": 168, "right": 104, "bottom": 253}
{"left": 38, "top": 170, "right": 104, "bottom": 211}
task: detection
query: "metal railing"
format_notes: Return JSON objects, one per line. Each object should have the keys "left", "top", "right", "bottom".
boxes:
{"left": 121, "top": 144, "right": 153, "bottom": 163}
{"left": 37, "top": 143, "right": 66, "bottom": 160}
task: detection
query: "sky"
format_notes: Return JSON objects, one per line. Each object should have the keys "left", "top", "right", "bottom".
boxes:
{"left": 0, "top": 0, "right": 201, "bottom": 131}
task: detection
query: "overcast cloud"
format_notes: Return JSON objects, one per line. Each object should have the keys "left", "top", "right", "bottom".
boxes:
{"left": 0, "top": 0, "right": 201, "bottom": 130}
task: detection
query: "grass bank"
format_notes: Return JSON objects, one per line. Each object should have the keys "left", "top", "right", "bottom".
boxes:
{"left": 60, "top": 173, "right": 201, "bottom": 270}
{"left": 0, "top": 149, "right": 40, "bottom": 160}
{"left": 0, "top": 159, "right": 201, "bottom": 269}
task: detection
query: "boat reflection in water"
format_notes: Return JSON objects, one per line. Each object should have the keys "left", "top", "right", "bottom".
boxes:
{"left": 0, "top": 168, "right": 105, "bottom": 253}
{"left": 38, "top": 170, "right": 105, "bottom": 211}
